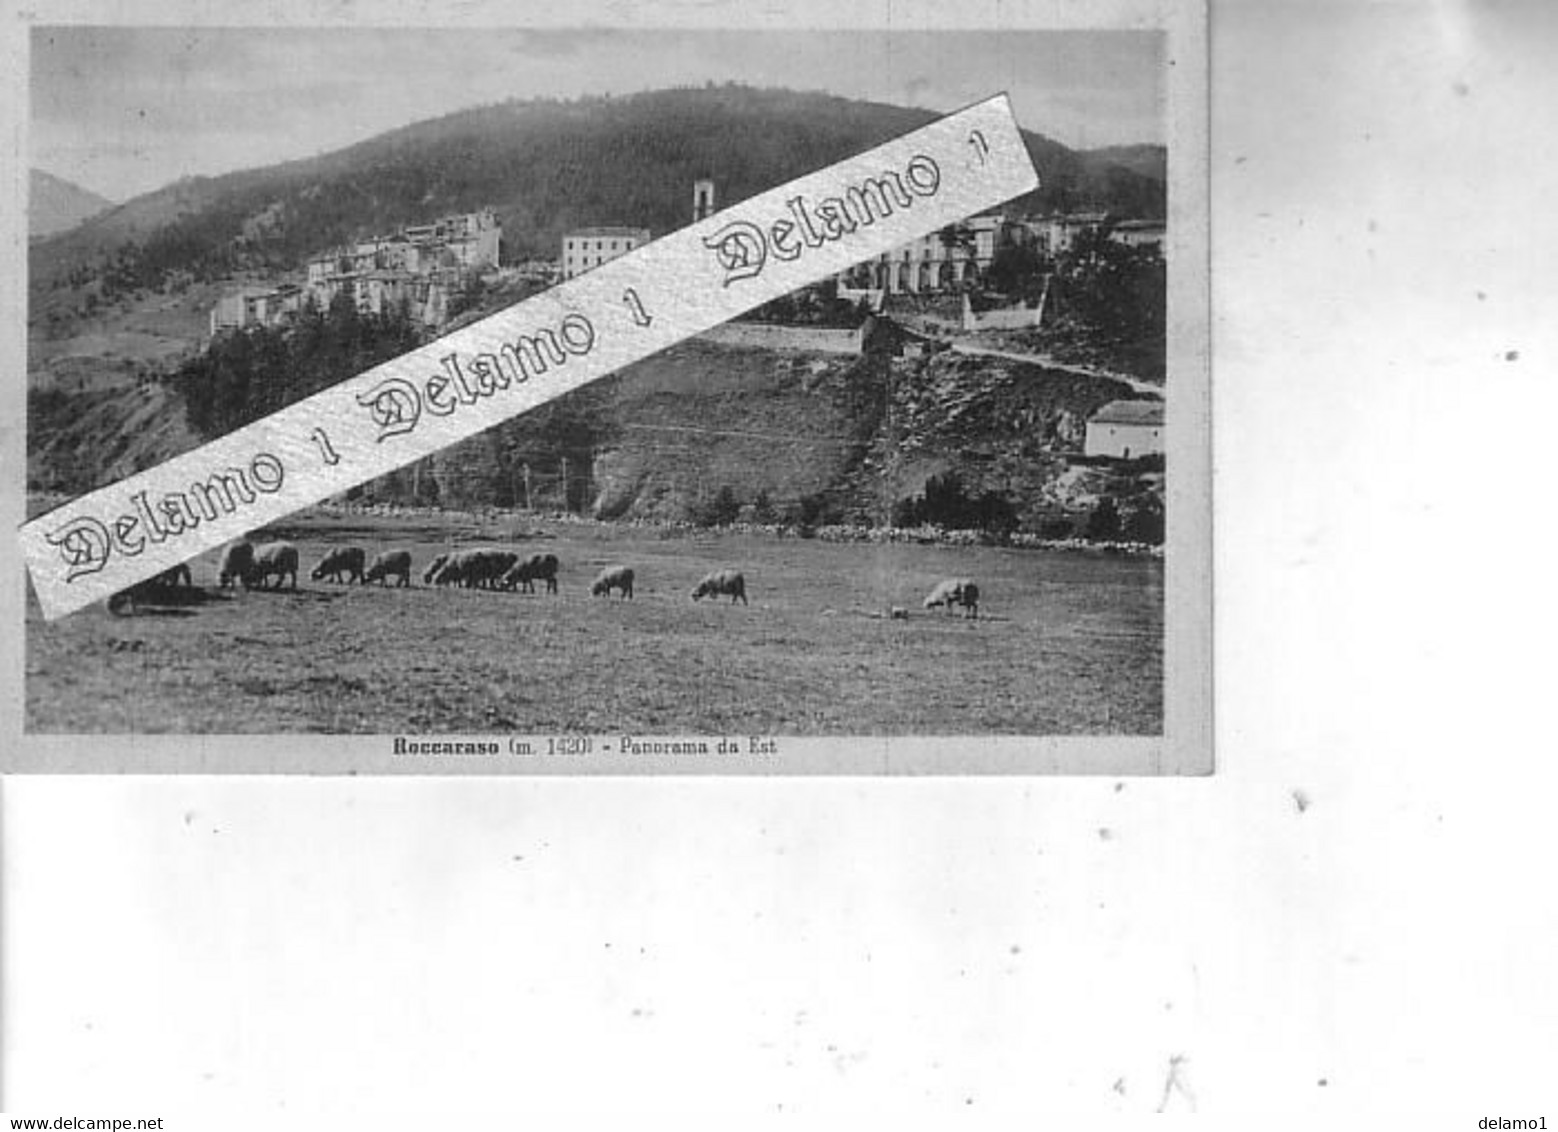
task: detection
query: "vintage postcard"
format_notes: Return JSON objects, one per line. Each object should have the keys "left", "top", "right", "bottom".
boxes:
{"left": 6, "top": 0, "right": 1210, "bottom": 773}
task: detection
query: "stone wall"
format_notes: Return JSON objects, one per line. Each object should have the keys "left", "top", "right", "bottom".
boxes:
{"left": 697, "top": 322, "right": 864, "bottom": 354}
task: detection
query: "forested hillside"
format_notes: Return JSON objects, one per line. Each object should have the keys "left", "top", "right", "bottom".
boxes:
{"left": 29, "top": 85, "right": 1165, "bottom": 299}
{"left": 27, "top": 84, "right": 1168, "bottom": 543}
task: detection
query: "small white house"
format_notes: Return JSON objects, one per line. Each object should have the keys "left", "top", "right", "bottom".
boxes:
{"left": 1109, "top": 219, "right": 1167, "bottom": 256}
{"left": 1084, "top": 399, "right": 1165, "bottom": 459}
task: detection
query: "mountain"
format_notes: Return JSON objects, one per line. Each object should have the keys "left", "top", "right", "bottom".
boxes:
{"left": 29, "top": 170, "right": 114, "bottom": 239}
{"left": 1083, "top": 144, "right": 1166, "bottom": 184}
{"left": 29, "top": 85, "right": 1165, "bottom": 294}
{"left": 26, "top": 86, "right": 1167, "bottom": 533}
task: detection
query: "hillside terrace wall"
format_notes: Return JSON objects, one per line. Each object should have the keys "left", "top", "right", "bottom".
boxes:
{"left": 697, "top": 322, "right": 864, "bottom": 354}
{"left": 30, "top": 365, "right": 140, "bottom": 395}
{"left": 836, "top": 285, "right": 886, "bottom": 311}
{"left": 961, "top": 303, "right": 1045, "bottom": 331}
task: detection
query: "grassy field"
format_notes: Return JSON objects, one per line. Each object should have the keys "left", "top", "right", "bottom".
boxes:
{"left": 25, "top": 516, "right": 1163, "bottom": 735}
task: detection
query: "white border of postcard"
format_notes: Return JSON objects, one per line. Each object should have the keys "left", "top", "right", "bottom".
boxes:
{"left": 2, "top": 0, "right": 1210, "bottom": 774}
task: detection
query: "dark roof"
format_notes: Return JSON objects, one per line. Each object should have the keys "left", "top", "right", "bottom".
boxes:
{"left": 1090, "top": 399, "right": 1164, "bottom": 425}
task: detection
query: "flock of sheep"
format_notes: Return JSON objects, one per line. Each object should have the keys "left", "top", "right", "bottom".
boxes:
{"left": 107, "top": 538, "right": 982, "bottom": 619}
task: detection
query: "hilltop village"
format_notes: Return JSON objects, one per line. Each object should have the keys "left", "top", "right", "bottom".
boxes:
{"left": 25, "top": 84, "right": 1173, "bottom": 740}
{"left": 173, "top": 182, "right": 1168, "bottom": 540}
{"left": 208, "top": 209, "right": 504, "bottom": 335}
{"left": 31, "top": 182, "right": 1166, "bottom": 539}
{"left": 28, "top": 86, "right": 1168, "bottom": 543}
{"left": 207, "top": 177, "right": 1163, "bottom": 350}
{"left": 199, "top": 181, "right": 1165, "bottom": 465}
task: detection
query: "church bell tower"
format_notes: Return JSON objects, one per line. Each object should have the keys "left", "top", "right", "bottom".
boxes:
{"left": 692, "top": 179, "right": 716, "bottom": 223}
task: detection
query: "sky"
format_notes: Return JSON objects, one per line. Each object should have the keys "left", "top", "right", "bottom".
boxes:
{"left": 31, "top": 26, "right": 1164, "bottom": 203}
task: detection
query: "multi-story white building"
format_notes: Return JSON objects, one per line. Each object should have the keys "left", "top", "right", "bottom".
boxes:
{"left": 834, "top": 210, "right": 1161, "bottom": 297}
{"left": 840, "top": 212, "right": 1010, "bottom": 295}
{"left": 1024, "top": 212, "right": 1111, "bottom": 256}
{"left": 408, "top": 209, "right": 502, "bottom": 270}
{"left": 560, "top": 227, "right": 652, "bottom": 279}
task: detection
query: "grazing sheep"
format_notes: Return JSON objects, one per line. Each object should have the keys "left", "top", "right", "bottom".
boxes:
{"left": 691, "top": 569, "right": 747, "bottom": 605}
{"left": 430, "top": 549, "right": 490, "bottom": 588}
{"left": 364, "top": 549, "right": 413, "bottom": 587}
{"left": 436, "top": 550, "right": 483, "bottom": 588}
{"left": 923, "top": 578, "right": 980, "bottom": 619}
{"left": 218, "top": 541, "right": 255, "bottom": 588}
{"left": 106, "top": 563, "right": 194, "bottom": 615}
{"left": 310, "top": 546, "right": 366, "bottom": 584}
{"left": 106, "top": 582, "right": 153, "bottom": 616}
{"left": 483, "top": 550, "right": 520, "bottom": 589}
{"left": 502, "top": 552, "right": 560, "bottom": 594}
{"left": 433, "top": 551, "right": 473, "bottom": 588}
{"left": 422, "top": 553, "right": 450, "bottom": 585}
{"left": 434, "top": 548, "right": 517, "bottom": 589}
{"left": 430, "top": 550, "right": 475, "bottom": 587}
{"left": 590, "top": 565, "right": 635, "bottom": 599}
{"left": 245, "top": 541, "right": 300, "bottom": 591}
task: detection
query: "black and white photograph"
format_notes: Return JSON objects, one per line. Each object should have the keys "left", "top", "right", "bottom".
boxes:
{"left": 13, "top": 4, "right": 1208, "bottom": 771}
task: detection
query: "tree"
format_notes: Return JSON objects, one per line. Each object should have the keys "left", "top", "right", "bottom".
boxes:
{"left": 432, "top": 435, "right": 505, "bottom": 510}
{"left": 1086, "top": 497, "right": 1121, "bottom": 541}
{"left": 751, "top": 489, "right": 777, "bottom": 524}
{"left": 1057, "top": 231, "right": 1166, "bottom": 343}
{"left": 893, "top": 472, "right": 1017, "bottom": 534}
{"left": 1119, "top": 495, "right": 1165, "bottom": 544}
{"left": 696, "top": 485, "right": 741, "bottom": 527}
{"left": 172, "top": 291, "right": 427, "bottom": 441}
{"left": 447, "top": 273, "right": 489, "bottom": 320}
{"left": 983, "top": 242, "right": 1045, "bottom": 299}
{"left": 937, "top": 223, "right": 975, "bottom": 255}
{"left": 791, "top": 492, "right": 839, "bottom": 530}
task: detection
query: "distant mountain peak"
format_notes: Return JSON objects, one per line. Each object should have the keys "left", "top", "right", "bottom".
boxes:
{"left": 29, "top": 170, "right": 115, "bottom": 240}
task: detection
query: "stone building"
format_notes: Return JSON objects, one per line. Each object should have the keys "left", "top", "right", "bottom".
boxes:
{"left": 218, "top": 208, "right": 500, "bottom": 334}
{"left": 208, "top": 284, "right": 303, "bottom": 335}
